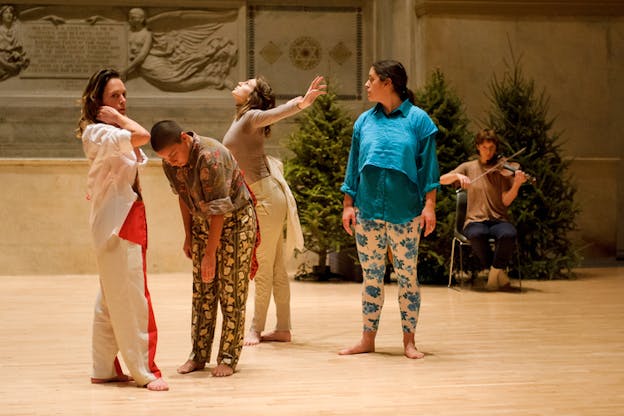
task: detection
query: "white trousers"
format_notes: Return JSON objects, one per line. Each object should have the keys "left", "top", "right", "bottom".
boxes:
{"left": 249, "top": 176, "right": 290, "bottom": 332}
{"left": 92, "top": 234, "right": 160, "bottom": 386}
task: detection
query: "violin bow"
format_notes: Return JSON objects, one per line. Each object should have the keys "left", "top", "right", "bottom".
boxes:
{"left": 470, "top": 147, "right": 526, "bottom": 183}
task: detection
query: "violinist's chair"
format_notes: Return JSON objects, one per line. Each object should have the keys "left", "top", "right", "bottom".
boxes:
{"left": 447, "top": 188, "right": 522, "bottom": 290}
{"left": 448, "top": 188, "right": 473, "bottom": 287}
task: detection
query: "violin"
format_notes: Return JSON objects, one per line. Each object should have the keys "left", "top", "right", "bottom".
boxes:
{"left": 471, "top": 147, "right": 537, "bottom": 185}
{"left": 491, "top": 156, "right": 537, "bottom": 185}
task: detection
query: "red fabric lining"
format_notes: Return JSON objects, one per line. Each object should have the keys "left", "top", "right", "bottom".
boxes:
{"left": 247, "top": 185, "right": 261, "bottom": 280}
{"left": 118, "top": 201, "right": 161, "bottom": 379}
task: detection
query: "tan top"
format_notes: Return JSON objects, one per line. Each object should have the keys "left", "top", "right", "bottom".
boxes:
{"left": 451, "top": 159, "right": 513, "bottom": 227}
{"left": 222, "top": 100, "right": 300, "bottom": 185}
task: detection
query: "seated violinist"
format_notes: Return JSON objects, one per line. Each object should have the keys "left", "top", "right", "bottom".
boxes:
{"left": 440, "top": 128, "right": 527, "bottom": 291}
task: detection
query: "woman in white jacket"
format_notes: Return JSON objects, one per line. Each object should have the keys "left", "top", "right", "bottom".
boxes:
{"left": 77, "top": 68, "right": 168, "bottom": 391}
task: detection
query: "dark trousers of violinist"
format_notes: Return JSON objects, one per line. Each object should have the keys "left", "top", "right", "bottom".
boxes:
{"left": 440, "top": 128, "right": 527, "bottom": 291}
{"left": 463, "top": 220, "right": 517, "bottom": 269}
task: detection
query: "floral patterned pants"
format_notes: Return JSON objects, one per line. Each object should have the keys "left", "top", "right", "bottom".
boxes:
{"left": 188, "top": 203, "right": 257, "bottom": 370}
{"left": 355, "top": 214, "right": 422, "bottom": 333}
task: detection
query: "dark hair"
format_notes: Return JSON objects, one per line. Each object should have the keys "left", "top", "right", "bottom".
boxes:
{"left": 150, "top": 120, "right": 184, "bottom": 152}
{"left": 371, "top": 60, "right": 415, "bottom": 104}
{"left": 76, "top": 68, "right": 120, "bottom": 138}
{"left": 235, "top": 75, "right": 276, "bottom": 137}
{"left": 475, "top": 128, "right": 500, "bottom": 150}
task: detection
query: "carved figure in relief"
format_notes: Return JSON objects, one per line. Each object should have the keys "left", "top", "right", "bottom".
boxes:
{"left": 121, "top": 8, "right": 152, "bottom": 80}
{"left": 0, "top": 4, "right": 29, "bottom": 81}
{"left": 122, "top": 8, "right": 238, "bottom": 92}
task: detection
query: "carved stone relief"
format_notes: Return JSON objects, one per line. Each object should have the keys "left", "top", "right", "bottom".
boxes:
{"left": 0, "top": 4, "right": 29, "bottom": 81}
{"left": 248, "top": 6, "right": 362, "bottom": 99}
{"left": 119, "top": 8, "right": 238, "bottom": 91}
{"left": 289, "top": 36, "right": 322, "bottom": 70}
{"left": 22, "top": 20, "right": 126, "bottom": 78}
{"left": 1, "top": 4, "right": 239, "bottom": 92}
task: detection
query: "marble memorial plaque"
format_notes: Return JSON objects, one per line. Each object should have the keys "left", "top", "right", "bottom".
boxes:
{"left": 20, "top": 21, "right": 127, "bottom": 78}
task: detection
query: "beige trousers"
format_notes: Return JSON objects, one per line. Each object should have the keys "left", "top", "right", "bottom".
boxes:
{"left": 249, "top": 176, "right": 290, "bottom": 333}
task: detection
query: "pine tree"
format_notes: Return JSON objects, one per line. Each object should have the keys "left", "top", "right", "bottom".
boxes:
{"left": 485, "top": 57, "right": 581, "bottom": 279}
{"left": 413, "top": 69, "right": 474, "bottom": 284}
{"left": 284, "top": 89, "right": 355, "bottom": 276}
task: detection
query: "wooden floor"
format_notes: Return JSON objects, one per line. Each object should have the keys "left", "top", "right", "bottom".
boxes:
{"left": 1, "top": 267, "right": 623, "bottom": 415}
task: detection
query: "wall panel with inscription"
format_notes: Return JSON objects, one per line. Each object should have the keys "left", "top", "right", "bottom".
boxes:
{"left": 0, "top": 3, "right": 245, "bottom": 157}
{"left": 0, "top": 2, "right": 367, "bottom": 158}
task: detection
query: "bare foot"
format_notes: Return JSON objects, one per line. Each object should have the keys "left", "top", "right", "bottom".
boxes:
{"left": 211, "top": 363, "right": 234, "bottom": 377}
{"left": 177, "top": 359, "right": 206, "bottom": 374}
{"left": 244, "top": 330, "right": 261, "bottom": 346}
{"left": 261, "top": 330, "right": 292, "bottom": 343}
{"left": 404, "top": 343, "right": 425, "bottom": 359}
{"left": 91, "top": 374, "right": 133, "bottom": 384}
{"left": 338, "top": 341, "right": 375, "bottom": 355}
{"left": 403, "top": 333, "right": 424, "bottom": 359}
{"left": 146, "top": 378, "right": 169, "bottom": 391}
{"left": 338, "top": 331, "right": 376, "bottom": 355}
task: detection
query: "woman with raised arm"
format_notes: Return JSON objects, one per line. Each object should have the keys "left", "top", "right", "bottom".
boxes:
{"left": 222, "top": 75, "right": 326, "bottom": 346}
{"left": 77, "top": 68, "right": 168, "bottom": 391}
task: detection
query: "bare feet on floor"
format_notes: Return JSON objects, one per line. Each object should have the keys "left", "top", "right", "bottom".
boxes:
{"left": 244, "top": 330, "right": 261, "bottom": 346}
{"left": 404, "top": 343, "right": 425, "bottom": 359}
{"left": 211, "top": 363, "right": 234, "bottom": 377}
{"left": 261, "top": 330, "right": 292, "bottom": 343}
{"left": 403, "top": 333, "right": 424, "bottom": 359}
{"left": 338, "top": 341, "right": 375, "bottom": 355}
{"left": 146, "top": 377, "right": 169, "bottom": 391}
{"left": 91, "top": 374, "right": 133, "bottom": 384}
{"left": 339, "top": 331, "right": 376, "bottom": 355}
{"left": 177, "top": 359, "right": 206, "bottom": 374}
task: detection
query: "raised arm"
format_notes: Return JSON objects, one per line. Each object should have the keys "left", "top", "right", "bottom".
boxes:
{"left": 245, "top": 76, "right": 327, "bottom": 128}
{"left": 292, "top": 75, "right": 327, "bottom": 110}
{"left": 97, "top": 105, "right": 150, "bottom": 148}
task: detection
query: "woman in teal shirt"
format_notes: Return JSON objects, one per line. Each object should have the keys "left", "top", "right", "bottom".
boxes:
{"left": 340, "top": 60, "right": 439, "bottom": 359}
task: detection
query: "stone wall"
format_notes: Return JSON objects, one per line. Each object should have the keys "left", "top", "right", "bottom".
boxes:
{"left": 0, "top": 158, "right": 313, "bottom": 275}
{"left": 412, "top": 1, "right": 624, "bottom": 260}
{"left": 0, "top": 159, "right": 186, "bottom": 274}
{"left": 0, "top": 1, "right": 365, "bottom": 157}
{"left": 0, "top": 2, "right": 244, "bottom": 157}
{"left": 0, "top": 0, "right": 622, "bottom": 275}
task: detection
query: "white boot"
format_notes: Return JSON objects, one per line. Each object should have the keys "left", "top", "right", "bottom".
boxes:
{"left": 486, "top": 267, "right": 501, "bottom": 291}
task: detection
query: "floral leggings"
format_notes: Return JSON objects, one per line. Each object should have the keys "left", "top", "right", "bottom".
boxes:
{"left": 188, "top": 203, "right": 257, "bottom": 370}
{"left": 355, "top": 214, "right": 422, "bottom": 333}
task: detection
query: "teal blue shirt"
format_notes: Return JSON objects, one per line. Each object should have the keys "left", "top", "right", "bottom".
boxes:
{"left": 341, "top": 100, "right": 439, "bottom": 224}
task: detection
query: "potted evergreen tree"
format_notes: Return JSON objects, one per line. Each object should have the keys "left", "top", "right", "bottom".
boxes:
{"left": 413, "top": 69, "right": 474, "bottom": 284}
{"left": 284, "top": 88, "right": 356, "bottom": 280}
{"left": 485, "top": 56, "right": 581, "bottom": 279}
